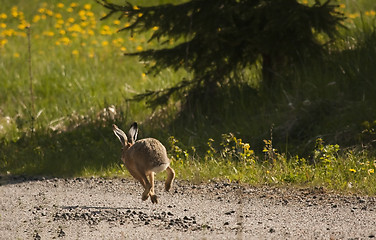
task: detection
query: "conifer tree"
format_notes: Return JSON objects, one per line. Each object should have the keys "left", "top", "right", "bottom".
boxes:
{"left": 98, "top": 0, "right": 344, "bottom": 106}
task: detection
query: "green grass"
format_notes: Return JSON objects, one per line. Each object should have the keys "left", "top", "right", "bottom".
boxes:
{"left": 1, "top": 0, "right": 376, "bottom": 195}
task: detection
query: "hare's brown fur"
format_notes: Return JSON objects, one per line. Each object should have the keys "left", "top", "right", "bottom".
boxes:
{"left": 113, "top": 124, "right": 175, "bottom": 204}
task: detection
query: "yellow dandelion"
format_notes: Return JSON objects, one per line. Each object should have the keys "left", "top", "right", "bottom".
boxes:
{"left": 18, "top": 22, "right": 29, "bottom": 30}
{"left": 0, "top": 39, "right": 8, "bottom": 47}
{"left": 13, "top": 52, "right": 20, "bottom": 58}
{"left": 67, "top": 17, "right": 75, "bottom": 23}
{"left": 80, "top": 21, "right": 88, "bottom": 27}
{"left": 59, "top": 29, "right": 66, "bottom": 35}
{"left": 348, "top": 13, "right": 359, "bottom": 19}
{"left": 38, "top": 8, "right": 45, "bottom": 14}
{"left": 368, "top": 169, "right": 375, "bottom": 174}
{"left": 78, "top": 10, "right": 86, "bottom": 17}
{"left": 55, "top": 13, "right": 62, "bottom": 19}
{"left": 46, "top": 10, "right": 53, "bottom": 16}
{"left": 84, "top": 4, "right": 91, "bottom": 10}
{"left": 88, "top": 52, "right": 95, "bottom": 58}
{"left": 136, "top": 45, "right": 143, "bottom": 51}
{"left": 60, "top": 37, "right": 70, "bottom": 45}
{"left": 133, "top": 5, "right": 140, "bottom": 10}
{"left": 339, "top": 4, "right": 345, "bottom": 9}
{"left": 349, "top": 169, "right": 356, "bottom": 173}
{"left": 72, "top": 49, "right": 79, "bottom": 56}
{"left": 12, "top": 10, "right": 19, "bottom": 18}
{"left": 152, "top": 26, "right": 159, "bottom": 31}
{"left": 86, "top": 11, "right": 94, "bottom": 17}
{"left": 120, "top": 46, "right": 126, "bottom": 52}
{"left": 68, "top": 24, "right": 82, "bottom": 32}
{"left": 43, "top": 31, "right": 54, "bottom": 37}
{"left": 57, "top": 19, "right": 64, "bottom": 25}
{"left": 32, "top": 15, "right": 41, "bottom": 23}
{"left": 138, "top": 13, "right": 143, "bottom": 17}
{"left": 113, "top": 20, "right": 121, "bottom": 25}
{"left": 67, "top": 7, "right": 74, "bottom": 13}
{"left": 70, "top": 3, "right": 78, "bottom": 8}
{"left": 0, "top": 13, "right": 7, "bottom": 19}
{"left": 87, "top": 29, "right": 94, "bottom": 35}
{"left": 101, "top": 41, "right": 109, "bottom": 46}
{"left": 57, "top": 3, "right": 64, "bottom": 8}
{"left": 0, "top": 23, "right": 6, "bottom": 28}
{"left": 142, "top": 73, "right": 146, "bottom": 78}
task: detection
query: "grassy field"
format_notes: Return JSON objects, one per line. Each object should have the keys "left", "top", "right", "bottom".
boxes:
{"left": 1, "top": 0, "right": 376, "bottom": 195}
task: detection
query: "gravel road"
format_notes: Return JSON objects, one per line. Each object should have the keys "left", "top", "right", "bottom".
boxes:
{"left": 0, "top": 176, "right": 375, "bottom": 239}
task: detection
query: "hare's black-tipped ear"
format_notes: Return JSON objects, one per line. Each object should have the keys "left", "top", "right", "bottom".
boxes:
{"left": 128, "top": 122, "right": 138, "bottom": 144}
{"left": 113, "top": 124, "right": 128, "bottom": 146}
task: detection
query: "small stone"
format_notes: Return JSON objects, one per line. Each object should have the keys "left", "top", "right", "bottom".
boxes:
{"left": 224, "top": 222, "right": 229, "bottom": 226}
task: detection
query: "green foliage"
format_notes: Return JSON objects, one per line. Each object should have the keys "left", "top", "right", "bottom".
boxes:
{"left": 98, "top": 0, "right": 344, "bottom": 105}
{"left": 1, "top": 0, "right": 376, "bottom": 196}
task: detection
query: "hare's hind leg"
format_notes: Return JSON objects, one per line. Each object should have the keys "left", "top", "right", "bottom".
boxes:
{"left": 127, "top": 166, "right": 151, "bottom": 201}
{"left": 165, "top": 166, "right": 175, "bottom": 191}
{"left": 148, "top": 172, "right": 158, "bottom": 204}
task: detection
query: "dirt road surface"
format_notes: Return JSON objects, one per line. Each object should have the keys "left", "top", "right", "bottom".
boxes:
{"left": 1, "top": 176, "right": 375, "bottom": 239}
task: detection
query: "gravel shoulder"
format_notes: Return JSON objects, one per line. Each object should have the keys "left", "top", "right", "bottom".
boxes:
{"left": 0, "top": 176, "right": 375, "bottom": 240}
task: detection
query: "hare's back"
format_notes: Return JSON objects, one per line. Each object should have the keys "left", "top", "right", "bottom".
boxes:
{"left": 129, "top": 138, "right": 170, "bottom": 171}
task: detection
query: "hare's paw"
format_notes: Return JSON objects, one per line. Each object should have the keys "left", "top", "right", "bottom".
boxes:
{"left": 165, "top": 182, "right": 171, "bottom": 191}
{"left": 150, "top": 195, "right": 158, "bottom": 204}
{"left": 141, "top": 193, "right": 150, "bottom": 201}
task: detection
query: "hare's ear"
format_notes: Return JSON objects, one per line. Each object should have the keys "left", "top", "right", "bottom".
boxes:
{"left": 128, "top": 122, "right": 138, "bottom": 144}
{"left": 113, "top": 124, "right": 128, "bottom": 146}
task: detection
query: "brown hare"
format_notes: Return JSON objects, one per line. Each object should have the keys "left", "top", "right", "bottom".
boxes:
{"left": 113, "top": 122, "right": 175, "bottom": 204}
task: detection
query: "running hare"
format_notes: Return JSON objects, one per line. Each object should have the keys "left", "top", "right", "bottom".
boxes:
{"left": 113, "top": 122, "right": 175, "bottom": 204}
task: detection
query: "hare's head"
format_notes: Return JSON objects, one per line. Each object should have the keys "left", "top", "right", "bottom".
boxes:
{"left": 113, "top": 123, "right": 138, "bottom": 151}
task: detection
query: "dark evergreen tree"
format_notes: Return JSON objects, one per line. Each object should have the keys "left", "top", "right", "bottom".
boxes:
{"left": 98, "top": 0, "right": 344, "bottom": 106}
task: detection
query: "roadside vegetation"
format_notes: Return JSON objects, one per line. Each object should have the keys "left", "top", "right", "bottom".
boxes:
{"left": 1, "top": 0, "right": 376, "bottom": 195}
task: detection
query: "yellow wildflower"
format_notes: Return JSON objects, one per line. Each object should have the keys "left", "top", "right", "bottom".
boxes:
{"left": 136, "top": 45, "right": 143, "bottom": 51}
{"left": 13, "top": 52, "right": 20, "bottom": 58}
{"left": 57, "top": 3, "right": 64, "bottom": 8}
{"left": 101, "top": 41, "right": 109, "bottom": 46}
{"left": 70, "top": 3, "right": 78, "bottom": 8}
{"left": 0, "top": 13, "right": 8, "bottom": 19}
{"left": 368, "top": 169, "right": 374, "bottom": 174}
{"left": 0, "top": 23, "right": 6, "bottom": 28}
{"left": 43, "top": 31, "right": 54, "bottom": 37}
{"left": 113, "top": 20, "right": 121, "bottom": 25}
{"left": 349, "top": 169, "right": 356, "bottom": 173}
{"left": 0, "top": 39, "right": 8, "bottom": 47}
{"left": 152, "top": 26, "right": 159, "bottom": 31}
{"left": 84, "top": 4, "right": 91, "bottom": 10}
{"left": 72, "top": 50, "right": 79, "bottom": 56}
{"left": 32, "top": 15, "right": 41, "bottom": 23}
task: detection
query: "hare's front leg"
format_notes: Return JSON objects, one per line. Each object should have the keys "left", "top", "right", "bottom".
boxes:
{"left": 148, "top": 172, "right": 158, "bottom": 204}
